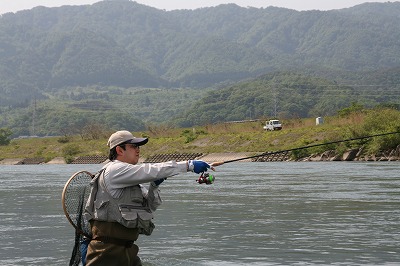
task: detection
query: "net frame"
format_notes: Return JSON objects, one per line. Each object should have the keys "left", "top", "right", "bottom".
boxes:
{"left": 62, "top": 170, "right": 94, "bottom": 238}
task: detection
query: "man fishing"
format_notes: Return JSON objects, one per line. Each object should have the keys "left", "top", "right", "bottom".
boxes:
{"left": 83, "top": 130, "right": 214, "bottom": 265}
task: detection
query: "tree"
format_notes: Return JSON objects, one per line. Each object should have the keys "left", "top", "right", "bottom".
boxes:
{"left": 0, "top": 128, "right": 13, "bottom": 145}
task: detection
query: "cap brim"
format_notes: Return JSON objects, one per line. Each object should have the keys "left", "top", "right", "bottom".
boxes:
{"left": 126, "top": 137, "right": 148, "bottom": 146}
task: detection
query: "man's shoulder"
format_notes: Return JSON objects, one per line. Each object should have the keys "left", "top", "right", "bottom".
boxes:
{"left": 105, "top": 160, "right": 133, "bottom": 170}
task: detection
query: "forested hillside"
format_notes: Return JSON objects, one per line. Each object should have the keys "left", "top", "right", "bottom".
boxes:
{"left": 0, "top": 0, "right": 399, "bottom": 136}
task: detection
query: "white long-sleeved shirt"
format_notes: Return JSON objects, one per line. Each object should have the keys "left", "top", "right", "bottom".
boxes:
{"left": 101, "top": 160, "right": 188, "bottom": 198}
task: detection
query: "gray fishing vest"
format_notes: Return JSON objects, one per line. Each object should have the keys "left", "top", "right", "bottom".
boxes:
{"left": 84, "top": 169, "right": 155, "bottom": 236}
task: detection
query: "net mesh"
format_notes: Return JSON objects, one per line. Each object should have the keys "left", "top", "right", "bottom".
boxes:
{"left": 62, "top": 171, "right": 93, "bottom": 266}
{"left": 63, "top": 171, "right": 93, "bottom": 237}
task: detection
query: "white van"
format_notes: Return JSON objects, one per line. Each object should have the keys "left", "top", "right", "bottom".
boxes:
{"left": 263, "top": 120, "right": 282, "bottom": 131}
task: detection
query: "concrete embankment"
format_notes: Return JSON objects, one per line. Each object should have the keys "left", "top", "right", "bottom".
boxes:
{"left": 1, "top": 146, "right": 400, "bottom": 165}
{"left": 0, "top": 153, "right": 257, "bottom": 165}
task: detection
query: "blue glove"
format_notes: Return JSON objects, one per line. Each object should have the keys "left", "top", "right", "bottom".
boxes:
{"left": 188, "top": 160, "right": 211, "bottom": 174}
{"left": 153, "top": 178, "right": 166, "bottom": 186}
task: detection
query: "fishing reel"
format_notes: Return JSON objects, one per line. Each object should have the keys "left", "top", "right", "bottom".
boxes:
{"left": 196, "top": 172, "right": 215, "bottom": 185}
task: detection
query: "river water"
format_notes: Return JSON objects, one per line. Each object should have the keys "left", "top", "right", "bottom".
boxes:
{"left": 0, "top": 162, "right": 399, "bottom": 266}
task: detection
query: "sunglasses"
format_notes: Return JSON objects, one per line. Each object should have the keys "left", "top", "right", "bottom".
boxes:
{"left": 119, "top": 143, "right": 140, "bottom": 149}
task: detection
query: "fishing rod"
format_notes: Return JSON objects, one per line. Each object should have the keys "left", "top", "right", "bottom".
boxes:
{"left": 210, "top": 131, "right": 400, "bottom": 166}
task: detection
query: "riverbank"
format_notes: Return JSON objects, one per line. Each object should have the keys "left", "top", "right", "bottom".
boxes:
{"left": 1, "top": 110, "right": 399, "bottom": 165}
{"left": 1, "top": 146, "right": 399, "bottom": 165}
{"left": 0, "top": 152, "right": 255, "bottom": 165}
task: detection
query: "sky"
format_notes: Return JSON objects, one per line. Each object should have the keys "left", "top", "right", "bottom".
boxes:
{"left": 0, "top": 0, "right": 396, "bottom": 15}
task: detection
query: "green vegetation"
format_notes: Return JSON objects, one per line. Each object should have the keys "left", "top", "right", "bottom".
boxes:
{"left": 1, "top": 2, "right": 400, "bottom": 95}
{"left": 0, "top": 108, "right": 399, "bottom": 163}
{"left": 176, "top": 73, "right": 379, "bottom": 127}
{"left": 1, "top": 72, "right": 398, "bottom": 137}
{"left": 0, "top": 128, "right": 12, "bottom": 145}
{"left": 0, "top": 2, "right": 399, "bottom": 137}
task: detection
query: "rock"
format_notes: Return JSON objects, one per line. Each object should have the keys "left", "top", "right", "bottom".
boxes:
{"left": 342, "top": 148, "right": 359, "bottom": 161}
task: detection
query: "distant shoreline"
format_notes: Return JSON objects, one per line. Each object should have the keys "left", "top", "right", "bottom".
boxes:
{"left": 1, "top": 149, "right": 399, "bottom": 165}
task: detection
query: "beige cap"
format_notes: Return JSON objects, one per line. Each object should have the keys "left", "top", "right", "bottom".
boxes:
{"left": 107, "top": 130, "right": 148, "bottom": 149}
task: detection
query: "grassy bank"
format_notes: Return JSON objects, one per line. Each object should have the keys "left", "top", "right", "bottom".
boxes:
{"left": 1, "top": 109, "right": 399, "bottom": 163}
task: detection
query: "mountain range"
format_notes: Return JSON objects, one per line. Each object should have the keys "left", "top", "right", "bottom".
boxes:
{"left": 0, "top": 0, "right": 399, "bottom": 136}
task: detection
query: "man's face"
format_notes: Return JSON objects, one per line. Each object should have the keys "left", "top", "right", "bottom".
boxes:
{"left": 117, "top": 144, "right": 140, "bottom": 164}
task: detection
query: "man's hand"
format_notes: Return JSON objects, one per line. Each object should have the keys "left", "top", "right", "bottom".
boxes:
{"left": 188, "top": 160, "right": 213, "bottom": 174}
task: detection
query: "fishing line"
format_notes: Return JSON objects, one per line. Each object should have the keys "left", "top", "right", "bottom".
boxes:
{"left": 212, "top": 131, "right": 400, "bottom": 166}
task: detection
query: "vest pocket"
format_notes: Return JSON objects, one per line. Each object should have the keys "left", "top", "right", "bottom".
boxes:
{"left": 137, "top": 212, "right": 155, "bottom": 236}
{"left": 130, "top": 189, "right": 144, "bottom": 203}
{"left": 119, "top": 204, "right": 155, "bottom": 235}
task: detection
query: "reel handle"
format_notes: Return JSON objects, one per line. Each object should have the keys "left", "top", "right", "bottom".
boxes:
{"left": 196, "top": 172, "right": 215, "bottom": 185}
